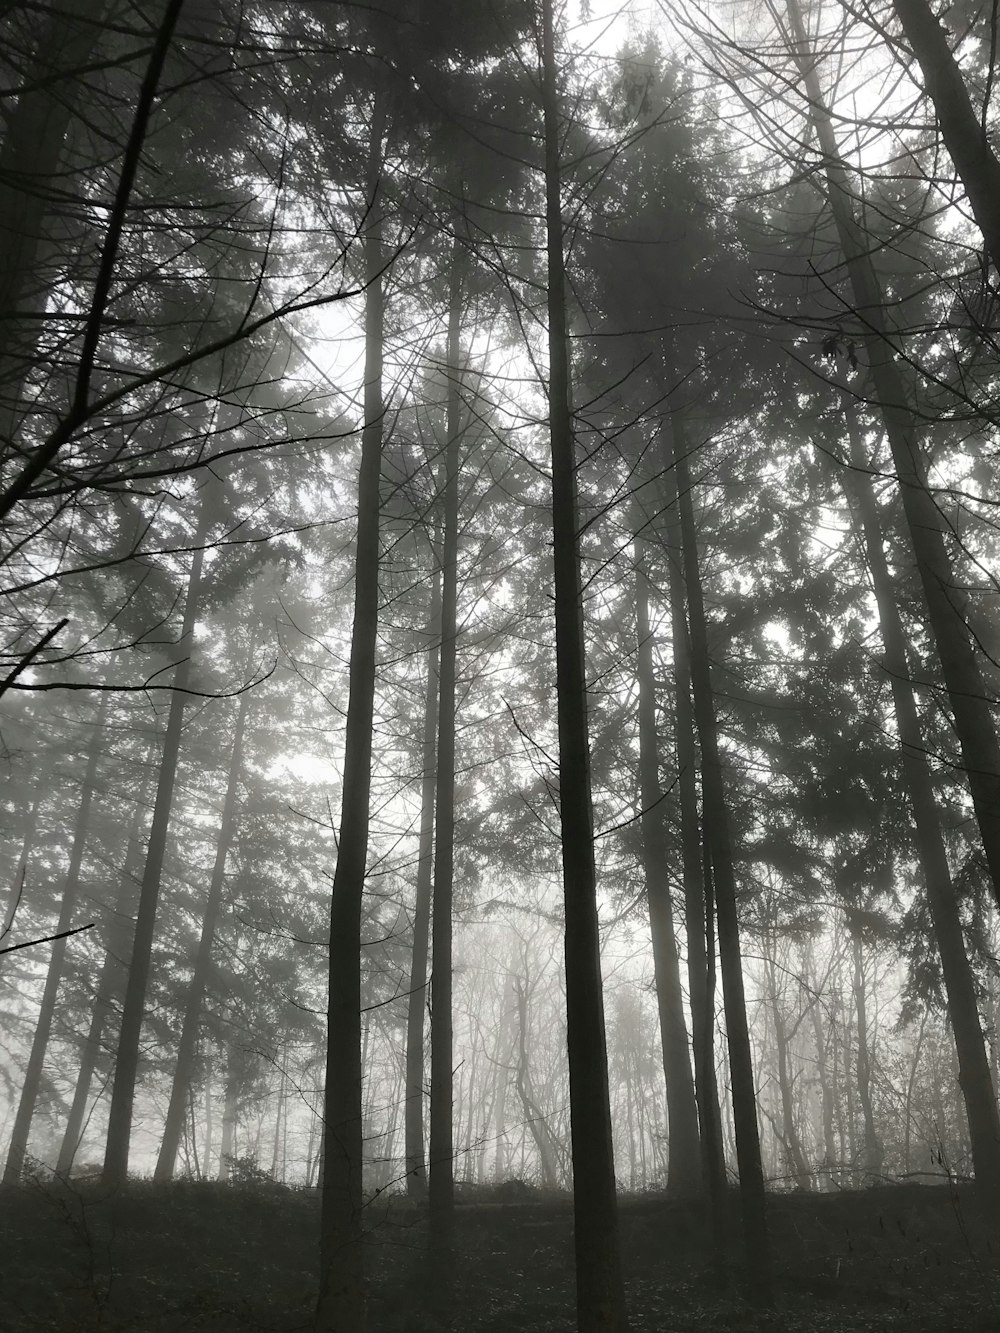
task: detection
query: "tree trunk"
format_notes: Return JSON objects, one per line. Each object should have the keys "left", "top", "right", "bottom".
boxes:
{"left": 633, "top": 531, "right": 701, "bottom": 1194}
{"left": 767, "top": 966, "right": 812, "bottom": 1187}
{"left": 3, "top": 698, "right": 107, "bottom": 1182}
{"left": 404, "top": 567, "right": 441, "bottom": 1198}
{"left": 428, "top": 240, "right": 464, "bottom": 1308}
{"left": 188, "top": 1088, "right": 201, "bottom": 1179}
{"left": 805, "top": 948, "right": 837, "bottom": 1184}
{"left": 154, "top": 689, "right": 250, "bottom": 1180}
{"left": 672, "top": 420, "right": 773, "bottom": 1306}
{"left": 540, "top": 4, "right": 629, "bottom": 1328}
{"left": 203, "top": 1069, "right": 214, "bottom": 1180}
{"left": 662, "top": 448, "right": 728, "bottom": 1225}
{"left": 0, "top": 0, "right": 187, "bottom": 520}
{"left": 494, "top": 975, "right": 514, "bottom": 1183}
{"left": 831, "top": 982, "right": 848, "bottom": 1184}
{"left": 903, "top": 1010, "right": 929, "bottom": 1175}
{"left": 889, "top": 0, "right": 1000, "bottom": 276}
{"left": 834, "top": 399, "right": 1000, "bottom": 1207}
{"left": 271, "top": 1055, "right": 287, "bottom": 1181}
{"left": 102, "top": 496, "right": 207, "bottom": 1186}
{"left": 513, "top": 977, "right": 560, "bottom": 1189}
{"left": 315, "top": 89, "right": 386, "bottom": 1333}
{"left": 56, "top": 784, "right": 148, "bottom": 1175}
{"left": 851, "top": 935, "right": 884, "bottom": 1180}
{"left": 786, "top": 0, "right": 1000, "bottom": 915}
{"left": 219, "top": 1063, "right": 237, "bottom": 1181}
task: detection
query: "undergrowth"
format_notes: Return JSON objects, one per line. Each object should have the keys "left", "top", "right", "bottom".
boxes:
{"left": 0, "top": 1176, "right": 995, "bottom": 1331}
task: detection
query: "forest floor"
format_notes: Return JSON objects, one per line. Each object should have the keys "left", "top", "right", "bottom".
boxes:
{"left": 1, "top": 1175, "right": 998, "bottom": 1332}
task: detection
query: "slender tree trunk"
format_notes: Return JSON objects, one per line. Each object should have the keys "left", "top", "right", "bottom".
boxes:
{"left": 540, "top": 5, "right": 629, "bottom": 1328}
{"left": 189, "top": 1089, "right": 201, "bottom": 1179}
{"left": 831, "top": 985, "right": 848, "bottom": 1183}
{"left": 851, "top": 936, "right": 884, "bottom": 1180}
{"left": 888, "top": 0, "right": 1000, "bottom": 276}
{"left": 428, "top": 241, "right": 464, "bottom": 1308}
{"left": 904, "top": 1010, "right": 929, "bottom": 1175}
{"left": 633, "top": 531, "right": 701, "bottom": 1194}
{"left": 404, "top": 568, "right": 441, "bottom": 1198}
{"left": 672, "top": 421, "right": 772, "bottom": 1306}
{"left": 315, "top": 90, "right": 386, "bottom": 1333}
{"left": 768, "top": 971, "right": 812, "bottom": 1187}
{"left": 845, "top": 999, "right": 861, "bottom": 1180}
{"left": 834, "top": 400, "right": 1000, "bottom": 1207}
{"left": 306, "top": 1078, "right": 322, "bottom": 1188}
{"left": 805, "top": 949, "right": 837, "bottom": 1183}
{"left": 154, "top": 689, "right": 250, "bottom": 1180}
{"left": 219, "top": 1064, "right": 237, "bottom": 1181}
{"left": 56, "top": 785, "right": 148, "bottom": 1175}
{"left": 786, "top": 0, "right": 1000, "bottom": 914}
{"left": 3, "top": 698, "right": 107, "bottom": 1182}
{"left": 662, "top": 454, "right": 728, "bottom": 1222}
{"left": 513, "top": 978, "right": 559, "bottom": 1189}
{"left": 204, "top": 1069, "right": 214, "bottom": 1180}
{"left": 494, "top": 975, "right": 514, "bottom": 1183}
{"left": 102, "top": 497, "right": 207, "bottom": 1186}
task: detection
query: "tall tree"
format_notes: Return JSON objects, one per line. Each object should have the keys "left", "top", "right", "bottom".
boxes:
{"left": 403, "top": 568, "right": 441, "bottom": 1196}
{"left": 632, "top": 522, "right": 701, "bottom": 1195}
{"left": 672, "top": 422, "right": 773, "bottom": 1306}
{"left": 315, "top": 86, "right": 386, "bottom": 1333}
{"left": 427, "top": 242, "right": 465, "bottom": 1304}
{"left": 539, "top": 2, "right": 629, "bottom": 1329}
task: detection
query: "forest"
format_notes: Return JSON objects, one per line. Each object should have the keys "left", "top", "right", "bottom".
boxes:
{"left": 2, "top": 0, "right": 1000, "bottom": 1330}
